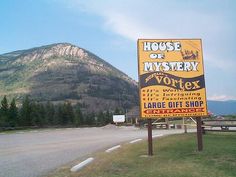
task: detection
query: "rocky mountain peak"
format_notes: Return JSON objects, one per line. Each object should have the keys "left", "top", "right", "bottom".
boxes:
{"left": 12, "top": 43, "right": 88, "bottom": 64}
{"left": 46, "top": 43, "right": 88, "bottom": 58}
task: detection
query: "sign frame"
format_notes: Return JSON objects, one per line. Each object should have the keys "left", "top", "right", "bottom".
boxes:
{"left": 137, "top": 39, "right": 208, "bottom": 119}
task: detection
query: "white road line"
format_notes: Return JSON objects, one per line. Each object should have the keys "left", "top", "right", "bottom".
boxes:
{"left": 105, "top": 145, "right": 121, "bottom": 153}
{"left": 129, "top": 139, "right": 142, "bottom": 144}
{"left": 152, "top": 134, "right": 163, "bottom": 138}
{"left": 70, "top": 157, "right": 94, "bottom": 172}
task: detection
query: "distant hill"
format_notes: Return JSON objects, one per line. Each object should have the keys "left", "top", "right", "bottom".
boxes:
{"left": 208, "top": 100, "right": 236, "bottom": 115}
{"left": 0, "top": 43, "right": 138, "bottom": 112}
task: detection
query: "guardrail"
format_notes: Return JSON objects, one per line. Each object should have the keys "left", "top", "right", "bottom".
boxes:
{"left": 202, "top": 119, "right": 236, "bottom": 132}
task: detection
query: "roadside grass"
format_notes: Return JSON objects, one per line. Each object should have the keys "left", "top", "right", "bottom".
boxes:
{"left": 0, "top": 127, "right": 76, "bottom": 134}
{"left": 0, "top": 128, "right": 64, "bottom": 134}
{"left": 47, "top": 132, "right": 236, "bottom": 177}
{"left": 0, "top": 128, "right": 37, "bottom": 134}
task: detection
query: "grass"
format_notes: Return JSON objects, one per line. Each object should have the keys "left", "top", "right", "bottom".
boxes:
{"left": 0, "top": 127, "right": 64, "bottom": 134}
{"left": 0, "top": 128, "right": 39, "bottom": 134}
{"left": 46, "top": 132, "right": 236, "bottom": 177}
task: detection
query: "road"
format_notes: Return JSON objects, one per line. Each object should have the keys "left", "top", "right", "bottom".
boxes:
{"left": 0, "top": 126, "right": 191, "bottom": 177}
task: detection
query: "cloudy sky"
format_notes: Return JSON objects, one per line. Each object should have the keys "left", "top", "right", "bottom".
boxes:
{"left": 0, "top": 0, "right": 235, "bottom": 101}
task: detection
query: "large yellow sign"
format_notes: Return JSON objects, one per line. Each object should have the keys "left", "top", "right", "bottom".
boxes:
{"left": 138, "top": 39, "right": 208, "bottom": 118}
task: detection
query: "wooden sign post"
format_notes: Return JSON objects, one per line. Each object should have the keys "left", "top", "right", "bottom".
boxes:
{"left": 196, "top": 117, "right": 203, "bottom": 151}
{"left": 147, "top": 119, "right": 153, "bottom": 156}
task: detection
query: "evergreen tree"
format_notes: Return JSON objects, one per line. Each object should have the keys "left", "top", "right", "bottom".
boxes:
{"left": 0, "top": 96, "right": 9, "bottom": 127}
{"left": 57, "top": 102, "right": 75, "bottom": 126}
{"left": 31, "top": 102, "right": 46, "bottom": 127}
{"left": 19, "top": 96, "right": 32, "bottom": 126}
{"left": 85, "top": 112, "right": 95, "bottom": 125}
{"left": 45, "top": 101, "right": 55, "bottom": 125}
{"left": 31, "top": 102, "right": 41, "bottom": 126}
{"left": 38, "top": 103, "right": 46, "bottom": 126}
{"left": 54, "top": 104, "right": 64, "bottom": 125}
{"left": 61, "top": 103, "right": 68, "bottom": 125}
{"left": 114, "top": 107, "right": 121, "bottom": 114}
{"left": 64, "top": 102, "right": 74, "bottom": 125}
{"left": 98, "top": 111, "right": 105, "bottom": 125}
{"left": 105, "top": 110, "right": 112, "bottom": 124}
{"left": 114, "top": 107, "right": 124, "bottom": 115}
{"left": 8, "top": 98, "right": 18, "bottom": 127}
{"left": 74, "top": 104, "right": 83, "bottom": 127}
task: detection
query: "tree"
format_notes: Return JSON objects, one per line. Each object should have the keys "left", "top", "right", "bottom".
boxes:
{"left": 45, "top": 101, "right": 55, "bottom": 125}
{"left": 98, "top": 111, "right": 105, "bottom": 125}
{"left": 53, "top": 102, "right": 74, "bottom": 126}
{"left": 114, "top": 107, "right": 121, "bottom": 114}
{"left": 61, "top": 103, "right": 69, "bottom": 125}
{"left": 64, "top": 102, "right": 74, "bottom": 125}
{"left": 38, "top": 103, "right": 46, "bottom": 126}
{"left": 31, "top": 102, "right": 46, "bottom": 127}
{"left": 31, "top": 102, "right": 41, "bottom": 126}
{"left": 85, "top": 112, "right": 95, "bottom": 125}
{"left": 19, "top": 96, "right": 32, "bottom": 126}
{"left": 105, "top": 110, "right": 112, "bottom": 124}
{"left": 74, "top": 104, "right": 83, "bottom": 127}
{"left": 54, "top": 104, "right": 63, "bottom": 125}
{"left": 0, "top": 96, "right": 9, "bottom": 127}
{"left": 8, "top": 98, "right": 18, "bottom": 127}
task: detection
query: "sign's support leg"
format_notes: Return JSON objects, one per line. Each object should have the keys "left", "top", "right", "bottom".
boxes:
{"left": 148, "top": 119, "right": 153, "bottom": 156}
{"left": 165, "top": 118, "right": 169, "bottom": 129}
{"left": 183, "top": 118, "right": 187, "bottom": 133}
{"left": 196, "top": 117, "right": 203, "bottom": 151}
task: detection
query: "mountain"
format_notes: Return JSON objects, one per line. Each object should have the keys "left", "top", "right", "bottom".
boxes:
{"left": 0, "top": 43, "right": 138, "bottom": 112}
{"left": 208, "top": 100, "right": 236, "bottom": 115}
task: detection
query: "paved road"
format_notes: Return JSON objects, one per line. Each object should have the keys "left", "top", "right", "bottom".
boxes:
{"left": 0, "top": 126, "right": 191, "bottom": 177}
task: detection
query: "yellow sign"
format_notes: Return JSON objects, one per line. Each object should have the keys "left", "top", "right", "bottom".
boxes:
{"left": 138, "top": 39, "right": 208, "bottom": 118}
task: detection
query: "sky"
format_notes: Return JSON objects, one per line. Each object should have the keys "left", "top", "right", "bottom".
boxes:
{"left": 0, "top": 0, "right": 236, "bottom": 101}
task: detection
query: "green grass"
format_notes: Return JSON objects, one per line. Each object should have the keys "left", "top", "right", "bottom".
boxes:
{"left": 47, "top": 133, "right": 236, "bottom": 177}
{"left": 0, "top": 127, "right": 63, "bottom": 134}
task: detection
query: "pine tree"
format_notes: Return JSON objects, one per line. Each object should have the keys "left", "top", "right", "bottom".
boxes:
{"left": 85, "top": 112, "right": 95, "bottom": 125}
{"left": 38, "top": 103, "right": 46, "bottom": 126}
{"left": 54, "top": 104, "right": 64, "bottom": 125}
{"left": 0, "top": 96, "right": 9, "bottom": 127}
{"left": 31, "top": 102, "right": 41, "bottom": 126}
{"left": 105, "top": 110, "right": 112, "bottom": 124}
{"left": 45, "top": 101, "right": 55, "bottom": 126}
{"left": 8, "top": 98, "right": 18, "bottom": 127}
{"left": 98, "top": 111, "right": 105, "bottom": 125}
{"left": 74, "top": 104, "right": 83, "bottom": 127}
{"left": 31, "top": 103, "right": 46, "bottom": 127}
{"left": 19, "top": 96, "right": 32, "bottom": 126}
{"left": 65, "top": 102, "right": 74, "bottom": 125}
{"left": 61, "top": 103, "right": 68, "bottom": 125}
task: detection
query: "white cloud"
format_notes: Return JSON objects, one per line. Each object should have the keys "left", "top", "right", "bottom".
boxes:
{"left": 208, "top": 95, "right": 236, "bottom": 101}
{"left": 102, "top": 12, "right": 167, "bottom": 41}
{"left": 63, "top": 0, "right": 236, "bottom": 70}
{"left": 65, "top": 0, "right": 231, "bottom": 40}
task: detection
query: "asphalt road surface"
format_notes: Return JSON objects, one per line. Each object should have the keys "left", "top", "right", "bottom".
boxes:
{"left": 0, "top": 126, "right": 191, "bottom": 177}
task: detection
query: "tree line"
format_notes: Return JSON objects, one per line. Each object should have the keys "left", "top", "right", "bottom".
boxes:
{"left": 0, "top": 96, "right": 119, "bottom": 128}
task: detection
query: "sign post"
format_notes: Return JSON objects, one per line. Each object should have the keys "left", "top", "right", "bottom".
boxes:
{"left": 147, "top": 119, "right": 153, "bottom": 156}
{"left": 196, "top": 117, "right": 203, "bottom": 151}
{"left": 137, "top": 39, "right": 208, "bottom": 154}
